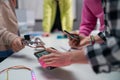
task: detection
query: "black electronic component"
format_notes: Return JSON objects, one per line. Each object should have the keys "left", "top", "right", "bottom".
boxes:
{"left": 24, "top": 35, "right": 31, "bottom": 41}
{"left": 22, "top": 35, "right": 45, "bottom": 48}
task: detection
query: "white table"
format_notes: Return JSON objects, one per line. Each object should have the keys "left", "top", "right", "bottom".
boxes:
{"left": 0, "top": 33, "right": 120, "bottom": 80}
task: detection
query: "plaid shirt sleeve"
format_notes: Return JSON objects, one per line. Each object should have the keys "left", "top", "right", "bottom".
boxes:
{"left": 85, "top": 0, "right": 120, "bottom": 73}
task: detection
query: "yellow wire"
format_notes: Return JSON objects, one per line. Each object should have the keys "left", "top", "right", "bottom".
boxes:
{"left": 0, "top": 65, "right": 35, "bottom": 80}
{"left": 6, "top": 69, "right": 9, "bottom": 80}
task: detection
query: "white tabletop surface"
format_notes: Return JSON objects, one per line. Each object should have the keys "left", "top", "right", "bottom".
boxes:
{"left": 0, "top": 32, "right": 120, "bottom": 80}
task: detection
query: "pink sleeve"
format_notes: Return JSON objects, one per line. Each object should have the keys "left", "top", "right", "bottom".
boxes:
{"left": 79, "top": 0, "right": 104, "bottom": 36}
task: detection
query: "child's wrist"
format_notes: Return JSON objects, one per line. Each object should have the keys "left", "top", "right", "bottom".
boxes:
{"left": 89, "top": 35, "right": 95, "bottom": 45}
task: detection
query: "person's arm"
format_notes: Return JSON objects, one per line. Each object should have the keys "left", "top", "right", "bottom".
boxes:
{"left": 0, "top": 27, "right": 18, "bottom": 46}
{"left": 0, "top": 1, "right": 24, "bottom": 52}
{"left": 68, "top": 32, "right": 104, "bottom": 48}
{"left": 0, "top": 27, "right": 24, "bottom": 52}
{"left": 39, "top": 34, "right": 120, "bottom": 73}
{"left": 79, "top": 0, "right": 97, "bottom": 36}
{"left": 39, "top": 48, "right": 88, "bottom": 68}
{"left": 10, "top": 0, "right": 16, "bottom": 8}
{"left": 79, "top": 33, "right": 104, "bottom": 47}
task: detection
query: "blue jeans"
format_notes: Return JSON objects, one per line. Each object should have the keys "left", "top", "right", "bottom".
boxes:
{"left": 0, "top": 49, "right": 13, "bottom": 62}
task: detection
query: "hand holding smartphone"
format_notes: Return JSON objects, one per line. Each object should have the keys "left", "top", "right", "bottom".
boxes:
{"left": 63, "top": 30, "right": 80, "bottom": 42}
{"left": 34, "top": 48, "right": 56, "bottom": 70}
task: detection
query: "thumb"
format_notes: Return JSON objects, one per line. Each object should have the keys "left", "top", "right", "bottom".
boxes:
{"left": 46, "top": 47, "right": 58, "bottom": 53}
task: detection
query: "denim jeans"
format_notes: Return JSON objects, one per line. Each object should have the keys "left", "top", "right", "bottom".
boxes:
{"left": 0, "top": 49, "right": 13, "bottom": 62}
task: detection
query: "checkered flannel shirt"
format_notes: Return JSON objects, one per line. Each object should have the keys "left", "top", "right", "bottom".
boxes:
{"left": 85, "top": 0, "right": 120, "bottom": 73}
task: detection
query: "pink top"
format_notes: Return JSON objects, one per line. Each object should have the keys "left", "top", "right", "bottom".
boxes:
{"left": 79, "top": 0, "right": 104, "bottom": 36}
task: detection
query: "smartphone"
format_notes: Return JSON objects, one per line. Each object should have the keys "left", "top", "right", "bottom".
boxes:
{"left": 63, "top": 30, "right": 80, "bottom": 42}
{"left": 34, "top": 49, "right": 56, "bottom": 70}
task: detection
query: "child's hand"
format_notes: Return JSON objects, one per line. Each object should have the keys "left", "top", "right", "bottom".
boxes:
{"left": 11, "top": 37, "right": 25, "bottom": 52}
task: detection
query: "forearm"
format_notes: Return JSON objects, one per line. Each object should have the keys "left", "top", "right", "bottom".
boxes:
{"left": 0, "top": 27, "right": 18, "bottom": 46}
{"left": 79, "top": 35, "right": 104, "bottom": 47}
{"left": 68, "top": 49, "right": 89, "bottom": 64}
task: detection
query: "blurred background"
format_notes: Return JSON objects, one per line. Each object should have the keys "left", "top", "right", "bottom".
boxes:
{"left": 15, "top": 0, "right": 100, "bottom": 35}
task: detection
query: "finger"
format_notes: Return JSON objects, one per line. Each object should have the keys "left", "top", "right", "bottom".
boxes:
{"left": 38, "top": 58, "right": 56, "bottom": 68}
{"left": 45, "top": 61, "right": 59, "bottom": 67}
{"left": 42, "top": 57, "right": 58, "bottom": 63}
{"left": 41, "top": 61, "right": 56, "bottom": 67}
{"left": 13, "top": 45, "right": 21, "bottom": 52}
{"left": 39, "top": 53, "right": 55, "bottom": 60}
{"left": 12, "top": 43, "right": 18, "bottom": 52}
{"left": 12, "top": 47, "right": 19, "bottom": 52}
{"left": 15, "top": 38, "right": 25, "bottom": 50}
{"left": 16, "top": 40, "right": 22, "bottom": 48}
{"left": 71, "top": 40, "right": 77, "bottom": 46}
{"left": 69, "top": 40, "right": 76, "bottom": 47}
{"left": 71, "top": 39, "right": 80, "bottom": 46}
{"left": 46, "top": 48, "right": 57, "bottom": 53}
{"left": 12, "top": 44, "right": 23, "bottom": 52}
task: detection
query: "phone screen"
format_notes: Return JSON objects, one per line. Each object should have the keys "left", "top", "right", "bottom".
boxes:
{"left": 34, "top": 50, "right": 49, "bottom": 58}
{"left": 34, "top": 50, "right": 56, "bottom": 70}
